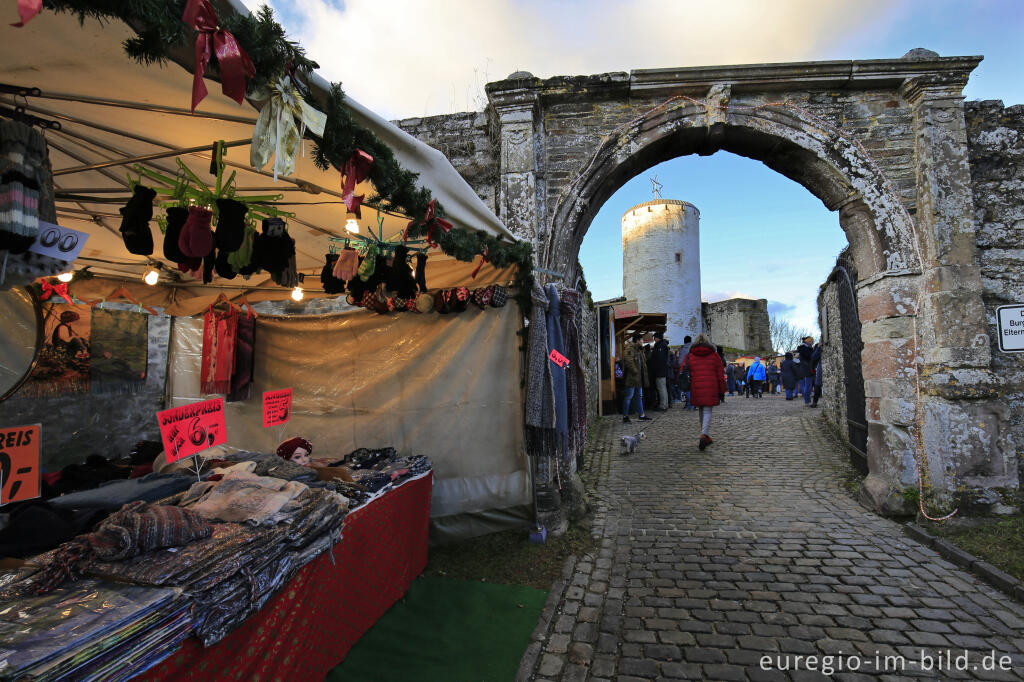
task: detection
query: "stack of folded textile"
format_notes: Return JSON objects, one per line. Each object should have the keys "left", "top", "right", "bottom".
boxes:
{"left": 0, "top": 579, "right": 189, "bottom": 681}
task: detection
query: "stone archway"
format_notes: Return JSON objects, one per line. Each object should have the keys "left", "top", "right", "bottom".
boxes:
{"left": 483, "top": 55, "right": 1016, "bottom": 514}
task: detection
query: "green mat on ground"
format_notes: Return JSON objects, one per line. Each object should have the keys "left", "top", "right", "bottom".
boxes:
{"left": 327, "top": 576, "right": 547, "bottom": 682}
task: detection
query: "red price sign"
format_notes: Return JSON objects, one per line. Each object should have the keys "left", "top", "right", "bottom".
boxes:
{"left": 262, "top": 388, "right": 293, "bottom": 428}
{"left": 157, "top": 398, "right": 227, "bottom": 463}
{"left": 549, "top": 349, "right": 570, "bottom": 368}
{"left": 0, "top": 424, "right": 40, "bottom": 505}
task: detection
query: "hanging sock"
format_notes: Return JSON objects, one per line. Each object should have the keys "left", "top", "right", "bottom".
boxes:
{"left": 414, "top": 252, "right": 428, "bottom": 293}
{"left": 162, "top": 207, "right": 190, "bottom": 263}
{"left": 178, "top": 206, "right": 215, "bottom": 259}
{"left": 118, "top": 184, "right": 156, "bottom": 256}
{"left": 214, "top": 198, "right": 247, "bottom": 252}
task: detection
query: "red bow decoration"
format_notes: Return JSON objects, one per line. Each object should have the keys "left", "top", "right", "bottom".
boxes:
{"left": 340, "top": 150, "right": 373, "bottom": 217}
{"left": 403, "top": 198, "right": 452, "bottom": 247}
{"left": 10, "top": 0, "right": 41, "bottom": 27}
{"left": 182, "top": 0, "right": 256, "bottom": 112}
{"left": 38, "top": 280, "right": 73, "bottom": 305}
{"left": 470, "top": 246, "right": 490, "bottom": 279}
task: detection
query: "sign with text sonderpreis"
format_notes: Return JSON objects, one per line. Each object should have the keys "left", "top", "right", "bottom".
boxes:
{"left": 157, "top": 399, "right": 226, "bottom": 462}
{"left": 996, "top": 305, "right": 1024, "bottom": 353}
{"left": 0, "top": 424, "right": 40, "bottom": 505}
{"left": 262, "top": 389, "right": 292, "bottom": 428}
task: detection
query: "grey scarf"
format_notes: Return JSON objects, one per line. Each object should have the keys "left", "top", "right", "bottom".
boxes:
{"left": 559, "top": 288, "right": 587, "bottom": 465}
{"left": 525, "top": 282, "right": 555, "bottom": 457}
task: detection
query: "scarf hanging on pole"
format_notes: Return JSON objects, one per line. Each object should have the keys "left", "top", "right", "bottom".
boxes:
{"left": 544, "top": 284, "right": 569, "bottom": 464}
{"left": 524, "top": 282, "right": 556, "bottom": 460}
{"left": 227, "top": 314, "right": 255, "bottom": 402}
{"left": 201, "top": 306, "right": 238, "bottom": 394}
{"left": 558, "top": 288, "right": 588, "bottom": 467}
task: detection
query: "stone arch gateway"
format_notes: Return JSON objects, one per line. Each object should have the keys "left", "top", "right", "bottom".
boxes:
{"left": 399, "top": 53, "right": 1023, "bottom": 515}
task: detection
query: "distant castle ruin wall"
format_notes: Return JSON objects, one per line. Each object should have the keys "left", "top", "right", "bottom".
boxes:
{"left": 702, "top": 298, "right": 771, "bottom": 354}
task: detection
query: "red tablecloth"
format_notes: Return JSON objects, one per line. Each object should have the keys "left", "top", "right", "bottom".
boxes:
{"left": 141, "top": 473, "right": 432, "bottom": 681}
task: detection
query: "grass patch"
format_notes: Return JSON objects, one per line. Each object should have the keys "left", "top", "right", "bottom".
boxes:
{"left": 424, "top": 523, "right": 597, "bottom": 591}
{"left": 921, "top": 515, "right": 1024, "bottom": 582}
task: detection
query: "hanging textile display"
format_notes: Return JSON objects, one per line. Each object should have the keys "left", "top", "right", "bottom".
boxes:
{"left": 90, "top": 308, "right": 149, "bottom": 394}
{"left": 0, "top": 119, "right": 54, "bottom": 255}
{"left": 227, "top": 313, "right": 256, "bottom": 402}
{"left": 544, "top": 284, "right": 569, "bottom": 463}
{"left": 524, "top": 282, "right": 555, "bottom": 458}
{"left": 558, "top": 288, "right": 588, "bottom": 466}
{"left": 250, "top": 76, "right": 327, "bottom": 181}
{"left": 22, "top": 302, "right": 92, "bottom": 397}
{"left": 201, "top": 306, "right": 238, "bottom": 394}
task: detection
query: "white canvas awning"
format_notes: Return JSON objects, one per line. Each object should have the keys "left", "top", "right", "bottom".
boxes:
{"left": 0, "top": 6, "right": 515, "bottom": 313}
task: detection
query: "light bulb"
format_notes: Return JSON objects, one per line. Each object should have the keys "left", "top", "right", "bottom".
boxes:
{"left": 56, "top": 272, "right": 74, "bottom": 283}
{"left": 291, "top": 286, "right": 304, "bottom": 302}
{"left": 345, "top": 219, "right": 359, "bottom": 234}
{"left": 143, "top": 268, "right": 159, "bottom": 286}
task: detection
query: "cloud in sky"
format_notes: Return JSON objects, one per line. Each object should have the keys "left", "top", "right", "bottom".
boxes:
{"left": 248, "top": 0, "right": 892, "bottom": 118}
{"left": 767, "top": 301, "right": 798, "bottom": 316}
{"left": 701, "top": 291, "right": 759, "bottom": 304}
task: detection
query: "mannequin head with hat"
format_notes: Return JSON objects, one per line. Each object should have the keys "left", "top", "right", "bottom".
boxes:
{"left": 276, "top": 437, "right": 312, "bottom": 466}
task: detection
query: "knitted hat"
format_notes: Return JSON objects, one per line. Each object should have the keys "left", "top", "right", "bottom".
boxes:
{"left": 59, "top": 310, "right": 80, "bottom": 323}
{"left": 490, "top": 285, "right": 508, "bottom": 307}
{"left": 451, "top": 286, "right": 470, "bottom": 312}
{"left": 162, "top": 207, "right": 190, "bottom": 263}
{"left": 276, "top": 436, "right": 313, "bottom": 460}
{"left": 119, "top": 184, "right": 156, "bottom": 256}
{"left": 415, "top": 292, "right": 434, "bottom": 313}
{"left": 214, "top": 198, "right": 247, "bottom": 252}
{"left": 472, "top": 286, "right": 493, "bottom": 309}
{"left": 178, "top": 206, "right": 215, "bottom": 258}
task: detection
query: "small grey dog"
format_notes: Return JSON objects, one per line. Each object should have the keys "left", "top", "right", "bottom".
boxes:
{"left": 620, "top": 431, "right": 646, "bottom": 455}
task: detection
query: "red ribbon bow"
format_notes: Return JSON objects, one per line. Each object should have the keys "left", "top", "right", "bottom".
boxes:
{"left": 341, "top": 150, "right": 373, "bottom": 217}
{"left": 38, "top": 280, "right": 73, "bottom": 305}
{"left": 470, "top": 245, "right": 490, "bottom": 279}
{"left": 10, "top": 0, "right": 41, "bottom": 27}
{"left": 404, "top": 198, "right": 452, "bottom": 247}
{"left": 183, "top": 0, "right": 256, "bottom": 112}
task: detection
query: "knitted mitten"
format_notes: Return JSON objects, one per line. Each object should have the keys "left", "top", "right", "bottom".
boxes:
{"left": 414, "top": 253, "right": 428, "bottom": 293}
{"left": 178, "top": 206, "right": 214, "bottom": 258}
{"left": 214, "top": 198, "right": 247, "bottom": 252}
{"left": 118, "top": 184, "right": 156, "bottom": 255}
{"left": 162, "top": 207, "right": 189, "bottom": 263}
{"left": 357, "top": 243, "right": 378, "bottom": 281}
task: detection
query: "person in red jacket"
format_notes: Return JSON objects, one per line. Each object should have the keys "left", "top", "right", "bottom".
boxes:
{"left": 680, "top": 333, "right": 727, "bottom": 450}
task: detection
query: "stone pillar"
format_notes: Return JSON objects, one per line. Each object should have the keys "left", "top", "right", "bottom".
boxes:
{"left": 489, "top": 82, "right": 544, "bottom": 250}
{"left": 897, "top": 77, "right": 1018, "bottom": 507}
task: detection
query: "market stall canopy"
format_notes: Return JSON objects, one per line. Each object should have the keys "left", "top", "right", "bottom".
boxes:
{"left": 0, "top": 6, "right": 516, "bottom": 315}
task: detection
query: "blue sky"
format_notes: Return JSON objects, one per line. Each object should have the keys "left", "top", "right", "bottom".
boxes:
{"left": 245, "top": 0, "right": 1023, "bottom": 330}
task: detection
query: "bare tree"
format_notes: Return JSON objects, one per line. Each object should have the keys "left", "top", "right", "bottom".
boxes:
{"left": 770, "top": 314, "right": 813, "bottom": 354}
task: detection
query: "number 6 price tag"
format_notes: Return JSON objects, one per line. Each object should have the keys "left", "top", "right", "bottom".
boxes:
{"left": 157, "top": 399, "right": 226, "bottom": 463}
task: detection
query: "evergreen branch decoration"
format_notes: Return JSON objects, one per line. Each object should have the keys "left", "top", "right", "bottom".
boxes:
{"left": 34, "top": 0, "right": 534, "bottom": 309}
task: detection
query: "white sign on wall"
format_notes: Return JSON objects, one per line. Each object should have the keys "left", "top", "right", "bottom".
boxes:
{"left": 996, "top": 304, "right": 1024, "bottom": 353}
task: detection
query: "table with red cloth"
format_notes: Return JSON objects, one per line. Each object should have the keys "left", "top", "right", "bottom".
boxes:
{"left": 140, "top": 472, "right": 432, "bottom": 681}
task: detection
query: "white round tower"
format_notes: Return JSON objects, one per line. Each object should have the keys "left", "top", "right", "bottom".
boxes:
{"left": 621, "top": 199, "right": 702, "bottom": 345}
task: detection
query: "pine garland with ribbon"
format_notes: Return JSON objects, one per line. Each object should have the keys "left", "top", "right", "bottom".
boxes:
{"left": 34, "top": 0, "right": 535, "bottom": 309}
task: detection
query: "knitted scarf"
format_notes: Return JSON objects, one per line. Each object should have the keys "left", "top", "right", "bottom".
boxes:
{"left": 559, "top": 288, "right": 588, "bottom": 466}
{"left": 201, "top": 306, "right": 238, "bottom": 394}
{"left": 34, "top": 501, "right": 212, "bottom": 594}
{"left": 524, "top": 282, "right": 555, "bottom": 458}
{"left": 545, "top": 284, "right": 569, "bottom": 462}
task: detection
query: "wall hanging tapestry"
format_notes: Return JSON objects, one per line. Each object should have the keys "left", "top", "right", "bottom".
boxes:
{"left": 90, "top": 308, "right": 149, "bottom": 394}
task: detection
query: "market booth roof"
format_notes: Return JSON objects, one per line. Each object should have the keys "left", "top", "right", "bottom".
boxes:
{"left": 0, "top": 5, "right": 517, "bottom": 314}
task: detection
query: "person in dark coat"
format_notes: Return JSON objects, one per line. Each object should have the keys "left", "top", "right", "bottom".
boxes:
{"left": 797, "top": 336, "right": 815, "bottom": 404}
{"left": 811, "top": 343, "right": 823, "bottom": 407}
{"left": 649, "top": 331, "right": 670, "bottom": 411}
{"left": 725, "top": 362, "right": 736, "bottom": 395}
{"left": 766, "top": 361, "right": 781, "bottom": 395}
{"left": 620, "top": 334, "right": 651, "bottom": 423}
{"left": 780, "top": 352, "right": 798, "bottom": 400}
{"left": 682, "top": 333, "right": 726, "bottom": 451}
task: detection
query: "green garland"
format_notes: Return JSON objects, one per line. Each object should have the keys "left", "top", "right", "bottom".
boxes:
{"left": 40, "top": 0, "right": 534, "bottom": 311}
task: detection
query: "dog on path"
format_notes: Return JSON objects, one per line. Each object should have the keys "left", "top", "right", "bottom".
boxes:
{"left": 620, "top": 431, "right": 646, "bottom": 456}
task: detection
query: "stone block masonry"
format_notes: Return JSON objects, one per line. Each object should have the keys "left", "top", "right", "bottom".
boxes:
{"left": 703, "top": 298, "right": 771, "bottom": 355}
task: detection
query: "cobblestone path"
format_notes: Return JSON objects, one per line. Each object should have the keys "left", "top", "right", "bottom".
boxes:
{"left": 520, "top": 395, "right": 1024, "bottom": 681}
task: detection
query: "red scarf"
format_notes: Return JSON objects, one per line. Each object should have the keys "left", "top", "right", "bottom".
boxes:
{"left": 201, "top": 307, "right": 238, "bottom": 394}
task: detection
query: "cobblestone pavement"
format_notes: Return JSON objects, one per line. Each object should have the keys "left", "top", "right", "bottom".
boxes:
{"left": 520, "top": 394, "right": 1024, "bottom": 681}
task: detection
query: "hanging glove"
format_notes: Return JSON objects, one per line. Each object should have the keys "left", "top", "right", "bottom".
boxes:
{"left": 162, "top": 207, "right": 190, "bottom": 263}
{"left": 254, "top": 217, "right": 294, "bottom": 274}
{"left": 321, "top": 253, "right": 346, "bottom": 294}
{"left": 333, "top": 247, "right": 359, "bottom": 281}
{"left": 228, "top": 226, "right": 257, "bottom": 275}
{"left": 214, "top": 198, "right": 247, "bottom": 252}
{"left": 202, "top": 249, "right": 216, "bottom": 284}
{"left": 215, "top": 248, "right": 237, "bottom": 280}
{"left": 386, "top": 245, "right": 418, "bottom": 298}
{"left": 357, "top": 243, "right": 378, "bottom": 282}
{"left": 119, "top": 184, "right": 156, "bottom": 255}
{"left": 414, "top": 252, "right": 428, "bottom": 293}
{"left": 178, "top": 206, "right": 215, "bottom": 259}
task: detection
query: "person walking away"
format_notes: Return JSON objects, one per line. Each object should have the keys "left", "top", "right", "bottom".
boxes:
{"left": 683, "top": 334, "right": 727, "bottom": 450}
{"left": 780, "top": 352, "right": 798, "bottom": 400}
{"left": 620, "top": 334, "right": 652, "bottom": 423}
{"left": 797, "top": 336, "right": 815, "bottom": 405}
{"left": 649, "top": 331, "right": 670, "bottom": 411}
{"left": 766, "top": 360, "right": 780, "bottom": 395}
{"left": 668, "top": 349, "right": 681, "bottom": 404}
{"left": 746, "top": 357, "right": 767, "bottom": 398}
{"left": 811, "top": 342, "right": 823, "bottom": 407}
{"left": 678, "top": 335, "right": 693, "bottom": 409}
{"left": 725, "top": 362, "right": 736, "bottom": 395}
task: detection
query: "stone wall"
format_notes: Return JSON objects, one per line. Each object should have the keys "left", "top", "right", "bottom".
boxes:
{"left": 0, "top": 307, "right": 171, "bottom": 470}
{"left": 818, "top": 277, "right": 848, "bottom": 441}
{"left": 703, "top": 298, "right": 771, "bottom": 353}
{"left": 395, "top": 112, "right": 499, "bottom": 215}
{"left": 965, "top": 100, "right": 1024, "bottom": 487}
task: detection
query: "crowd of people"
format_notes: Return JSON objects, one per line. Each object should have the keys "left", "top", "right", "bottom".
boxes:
{"left": 616, "top": 332, "right": 824, "bottom": 450}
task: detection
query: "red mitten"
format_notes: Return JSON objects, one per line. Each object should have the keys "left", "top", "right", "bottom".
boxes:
{"left": 178, "top": 206, "right": 214, "bottom": 258}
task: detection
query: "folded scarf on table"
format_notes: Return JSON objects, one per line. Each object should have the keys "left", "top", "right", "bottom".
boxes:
{"left": 33, "top": 501, "right": 212, "bottom": 594}
{"left": 201, "top": 306, "right": 238, "bottom": 394}
{"left": 180, "top": 471, "right": 308, "bottom": 525}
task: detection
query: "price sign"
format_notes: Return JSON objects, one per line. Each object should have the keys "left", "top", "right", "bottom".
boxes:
{"left": 262, "top": 388, "right": 293, "bottom": 428}
{"left": 157, "top": 398, "right": 227, "bottom": 463}
{"left": 549, "top": 349, "right": 570, "bottom": 369}
{"left": 0, "top": 424, "right": 41, "bottom": 505}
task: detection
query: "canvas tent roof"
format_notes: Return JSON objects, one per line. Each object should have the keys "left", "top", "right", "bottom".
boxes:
{"left": 0, "top": 6, "right": 516, "bottom": 315}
